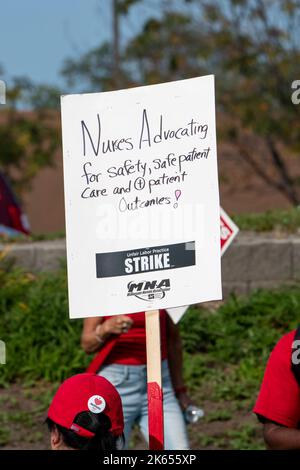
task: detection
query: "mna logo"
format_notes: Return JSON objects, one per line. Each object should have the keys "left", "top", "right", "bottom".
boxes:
{"left": 0, "top": 80, "right": 6, "bottom": 105}
{"left": 127, "top": 279, "right": 170, "bottom": 302}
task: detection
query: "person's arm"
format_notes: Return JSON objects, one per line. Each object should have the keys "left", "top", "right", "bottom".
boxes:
{"left": 263, "top": 420, "right": 300, "bottom": 450}
{"left": 166, "top": 314, "right": 192, "bottom": 410}
{"left": 81, "top": 317, "right": 105, "bottom": 354}
{"left": 81, "top": 315, "right": 133, "bottom": 354}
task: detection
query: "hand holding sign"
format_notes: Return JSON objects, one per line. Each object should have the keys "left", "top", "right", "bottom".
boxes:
{"left": 101, "top": 315, "right": 133, "bottom": 338}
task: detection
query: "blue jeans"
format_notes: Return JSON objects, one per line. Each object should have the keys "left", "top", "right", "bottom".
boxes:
{"left": 99, "top": 359, "right": 189, "bottom": 450}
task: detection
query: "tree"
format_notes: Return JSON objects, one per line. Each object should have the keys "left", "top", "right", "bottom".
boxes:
{"left": 0, "top": 75, "right": 60, "bottom": 194}
{"left": 112, "top": 0, "right": 141, "bottom": 87}
{"left": 124, "top": 0, "right": 300, "bottom": 205}
{"left": 61, "top": 0, "right": 300, "bottom": 205}
{"left": 61, "top": 42, "right": 132, "bottom": 91}
{"left": 194, "top": 0, "right": 300, "bottom": 205}
{"left": 125, "top": 11, "right": 207, "bottom": 84}
{"left": 61, "top": 0, "right": 142, "bottom": 91}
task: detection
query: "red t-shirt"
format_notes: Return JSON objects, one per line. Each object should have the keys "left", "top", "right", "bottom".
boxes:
{"left": 253, "top": 330, "right": 300, "bottom": 428}
{"left": 103, "top": 309, "right": 168, "bottom": 366}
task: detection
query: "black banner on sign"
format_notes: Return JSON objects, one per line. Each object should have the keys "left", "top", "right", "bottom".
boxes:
{"left": 96, "top": 241, "right": 195, "bottom": 278}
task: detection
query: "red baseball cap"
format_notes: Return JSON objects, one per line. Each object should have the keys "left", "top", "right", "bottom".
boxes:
{"left": 47, "top": 373, "right": 124, "bottom": 438}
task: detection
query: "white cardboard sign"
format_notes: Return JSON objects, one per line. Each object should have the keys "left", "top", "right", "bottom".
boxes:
{"left": 167, "top": 206, "right": 239, "bottom": 323}
{"left": 61, "top": 75, "right": 222, "bottom": 318}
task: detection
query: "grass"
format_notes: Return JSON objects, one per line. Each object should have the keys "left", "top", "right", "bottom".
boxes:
{"left": 0, "top": 263, "right": 89, "bottom": 385}
{"left": 3, "top": 263, "right": 298, "bottom": 387}
{"left": 205, "top": 409, "right": 232, "bottom": 422}
{"left": 226, "top": 424, "right": 261, "bottom": 450}
{"left": 0, "top": 428, "right": 10, "bottom": 446}
{"left": 0, "top": 230, "right": 65, "bottom": 244}
{"left": 181, "top": 287, "right": 300, "bottom": 407}
{"left": 1, "top": 263, "right": 300, "bottom": 448}
{"left": 232, "top": 207, "right": 300, "bottom": 233}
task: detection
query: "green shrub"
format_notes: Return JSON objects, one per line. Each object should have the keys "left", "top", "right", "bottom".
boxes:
{"left": 232, "top": 208, "right": 300, "bottom": 232}
{"left": 0, "top": 265, "right": 90, "bottom": 385}
{"left": 180, "top": 286, "right": 300, "bottom": 399}
{"left": 180, "top": 288, "right": 300, "bottom": 361}
{"left": 1, "top": 262, "right": 300, "bottom": 398}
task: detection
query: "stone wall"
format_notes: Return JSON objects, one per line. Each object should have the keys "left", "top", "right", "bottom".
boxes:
{"left": 222, "top": 232, "right": 300, "bottom": 296}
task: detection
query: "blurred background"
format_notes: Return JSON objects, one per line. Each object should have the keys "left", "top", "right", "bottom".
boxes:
{"left": 1, "top": 0, "right": 300, "bottom": 451}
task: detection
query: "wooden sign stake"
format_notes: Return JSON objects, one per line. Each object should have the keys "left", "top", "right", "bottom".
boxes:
{"left": 145, "top": 309, "right": 164, "bottom": 450}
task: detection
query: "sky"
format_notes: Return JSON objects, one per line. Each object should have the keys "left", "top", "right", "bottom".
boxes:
{"left": 0, "top": 0, "right": 162, "bottom": 90}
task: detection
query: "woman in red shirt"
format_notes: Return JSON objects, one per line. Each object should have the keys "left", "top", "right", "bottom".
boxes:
{"left": 81, "top": 310, "right": 191, "bottom": 449}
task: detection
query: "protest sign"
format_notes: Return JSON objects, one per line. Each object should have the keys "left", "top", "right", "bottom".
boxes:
{"left": 167, "top": 207, "right": 239, "bottom": 323}
{"left": 61, "top": 75, "right": 222, "bottom": 319}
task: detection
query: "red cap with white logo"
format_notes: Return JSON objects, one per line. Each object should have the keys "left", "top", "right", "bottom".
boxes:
{"left": 47, "top": 373, "right": 124, "bottom": 438}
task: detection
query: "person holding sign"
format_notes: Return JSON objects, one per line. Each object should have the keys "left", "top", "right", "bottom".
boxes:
{"left": 81, "top": 310, "right": 191, "bottom": 449}
{"left": 46, "top": 373, "right": 124, "bottom": 451}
